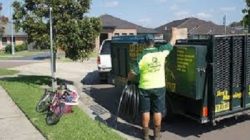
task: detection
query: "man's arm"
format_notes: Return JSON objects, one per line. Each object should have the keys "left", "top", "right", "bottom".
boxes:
{"left": 169, "top": 28, "right": 177, "bottom": 46}
{"left": 169, "top": 27, "right": 188, "bottom": 46}
{"left": 158, "top": 28, "right": 188, "bottom": 51}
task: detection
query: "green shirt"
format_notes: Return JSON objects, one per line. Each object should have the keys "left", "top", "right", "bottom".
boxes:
{"left": 131, "top": 43, "right": 173, "bottom": 89}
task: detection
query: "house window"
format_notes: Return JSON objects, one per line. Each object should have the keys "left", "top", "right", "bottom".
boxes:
{"left": 122, "top": 33, "right": 127, "bottom": 36}
{"left": 2, "top": 37, "right": 7, "bottom": 45}
{"left": 189, "top": 35, "right": 199, "bottom": 39}
{"left": 114, "top": 33, "right": 119, "bottom": 36}
{"left": 9, "top": 37, "right": 16, "bottom": 45}
{"left": 2, "top": 37, "right": 7, "bottom": 43}
{"left": 12, "top": 37, "right": 16, "bottom": 43}
{"left": 129, "top": 33, "right": 134, "bottom": 35}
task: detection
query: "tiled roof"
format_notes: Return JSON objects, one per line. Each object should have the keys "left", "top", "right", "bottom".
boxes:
{"left": 155, "top": 18, "right": 189, "bottom": 31}
{"left": 155, "top": 17, "right": 243, "bottom": 34}
{"left": 100, "top": 14, "right": 158, "bottom": 34}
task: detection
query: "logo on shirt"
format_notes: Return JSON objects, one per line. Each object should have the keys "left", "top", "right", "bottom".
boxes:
{"left": 152, "top": 57, "right": 158, "bottom": 63}
{"left": 147, "top": 57, "right": 161, "bottom": 72}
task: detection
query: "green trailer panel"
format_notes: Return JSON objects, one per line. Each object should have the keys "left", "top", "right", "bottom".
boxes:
{"left": 165, "top": 45, "right": 207, "bottom": 100}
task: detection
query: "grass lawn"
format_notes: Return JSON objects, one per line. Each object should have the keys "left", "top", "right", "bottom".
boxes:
{"left": 0, "top": 68, "right": 18, "bottom": 76}
{"left": 0, "top": 75, "right": 123, "bottom": 140}
{"left": 0, "top": 50, "right": 46, "bottom": 60}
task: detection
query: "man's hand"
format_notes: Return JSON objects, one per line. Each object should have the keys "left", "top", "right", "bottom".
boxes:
{"left": 169, "top": 27, "right": 188, "bottom": 46}
{"left": 127, "top": 71, "right": 136, "bottom": 81}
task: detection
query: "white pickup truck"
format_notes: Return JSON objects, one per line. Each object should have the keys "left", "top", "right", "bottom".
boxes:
{"left": 97, "top": 39, "right": 112, "bottom": 82}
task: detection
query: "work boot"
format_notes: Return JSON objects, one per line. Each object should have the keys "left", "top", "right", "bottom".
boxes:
{"left": 154, "top": 126, "right": 161, "bottom": 140}
{"left": 143, "top": 127, "right": 150, "bottom": 140}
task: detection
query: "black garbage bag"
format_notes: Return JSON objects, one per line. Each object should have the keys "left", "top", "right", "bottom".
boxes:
{"left": 116, "top": 83, "right": 140, "bottom": 124}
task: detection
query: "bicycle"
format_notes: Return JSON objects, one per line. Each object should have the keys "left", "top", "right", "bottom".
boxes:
{"left": 36, "top": 84, "right": 79, "bottom": 125}
{"left": 36, "top": 89, "right": 55, "bottom": 113}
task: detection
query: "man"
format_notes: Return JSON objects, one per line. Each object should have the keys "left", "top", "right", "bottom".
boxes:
{"left": 128, "top": 28, "right": 185, "bottom": 140}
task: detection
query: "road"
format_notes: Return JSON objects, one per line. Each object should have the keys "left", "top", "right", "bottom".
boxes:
{"left": 86, "top": 83, "right": 250, "bottom": 140}
{"left": 2, "top": 57, "right": 250, "bottom": 140}
{"left": 0, "top": 60, "right": 35, "bottom": 68}
{"left": 0, "top": 51, "right": 50, "bottom": 68}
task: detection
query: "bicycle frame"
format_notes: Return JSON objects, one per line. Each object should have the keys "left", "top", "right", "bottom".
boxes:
{"left": 37, "top": 84, "right": 80, "bottom": 125}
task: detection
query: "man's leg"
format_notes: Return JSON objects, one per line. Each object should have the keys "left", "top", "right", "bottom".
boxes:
{"left": 142, "top": 112, "right": 150, "bottom": 140}
{"left": 139, "top": 89, "right": 150, "bottom": 140}
{"left": 142, "top": 112, "right": 150, "bottom": 128}
{"left": 153, "top": 112, "right": 162, "bottom": 126}
{"left": 152, "top": 88, "right": 165, "bottom": 140}
{"left": 153, "top": 112, "right": 162, "bottom": 139}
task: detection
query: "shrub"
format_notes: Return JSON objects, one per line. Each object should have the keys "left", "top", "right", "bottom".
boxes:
{"left": 4, "top": 45, "right": 12, "bottom": 53}
{"left": 15, "top": 43, "right": 28, "bottom": 52}
{"left": 4, "top": 43, "right": 28, "bottom": 53}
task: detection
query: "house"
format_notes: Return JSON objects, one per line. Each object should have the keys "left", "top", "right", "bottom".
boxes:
{"left": 230, "top": 21, "right": 247, "bottom": 33}
{"left": 96, "top": 14, "right": 162, "bottom": 49}
{"left": 0, "top": 22, "right": 27, "bottom": 50}
{"left": 155, "top": 17, "right": 244, "bottom": 41}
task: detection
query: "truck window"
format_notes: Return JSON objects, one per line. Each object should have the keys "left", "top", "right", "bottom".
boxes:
{"left": 100, "top": 41, "right": 111, "bottom": 54}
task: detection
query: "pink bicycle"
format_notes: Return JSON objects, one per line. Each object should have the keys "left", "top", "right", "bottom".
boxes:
{"left": 36, "top": 84, "right": 79, "bottom": 125}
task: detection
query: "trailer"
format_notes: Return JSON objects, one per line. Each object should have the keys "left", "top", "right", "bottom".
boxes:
{"left": 110, "top": 34, "right": 250, "bottom": 125}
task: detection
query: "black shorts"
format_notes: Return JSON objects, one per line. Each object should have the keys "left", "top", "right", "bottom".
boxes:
{"left": 139, "top": 87, "right": 166, "bottom": 114}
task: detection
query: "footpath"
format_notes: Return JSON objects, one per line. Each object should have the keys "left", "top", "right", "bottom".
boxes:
{"left": 0, "top": 86, "right": 45, "bottom": 140}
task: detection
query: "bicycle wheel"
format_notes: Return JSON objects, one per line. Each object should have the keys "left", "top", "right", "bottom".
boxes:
{"left": 36, "top": 90, "right": 53, "bottom": 113}
{"left": 46, "top": 111, "right": 60, "bottom": 125}
{"left": 46, "top": 103, "right": 65, "bottom": 125}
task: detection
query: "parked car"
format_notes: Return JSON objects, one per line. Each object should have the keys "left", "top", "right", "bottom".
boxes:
{"left": 97, "top": 39, "right": 112, "bottom": 82}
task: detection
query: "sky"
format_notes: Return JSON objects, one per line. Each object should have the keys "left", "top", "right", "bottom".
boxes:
{"left": 1, "top": 0, "right": 246, "bottom": 28}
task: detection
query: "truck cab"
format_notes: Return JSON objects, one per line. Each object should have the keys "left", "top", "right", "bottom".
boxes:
{"left": 97, "top": 39, "right": 112, "bottom": 82}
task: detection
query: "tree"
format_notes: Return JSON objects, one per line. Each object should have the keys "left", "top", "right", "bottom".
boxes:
{"left": 0, "top": 3, "right": 9, "bottom": 36}
{"left": 12, "top": 0, "right": 101, "bottom": 60}
{"left": 242, "top": 0, "right": 250, "bottom": 31}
